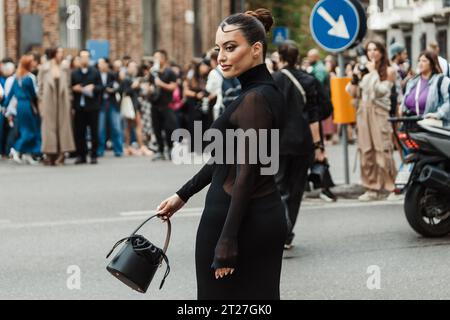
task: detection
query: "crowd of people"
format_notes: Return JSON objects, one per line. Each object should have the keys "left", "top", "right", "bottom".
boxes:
{"left": 1, "top": 39, "right": 450, "bottom": 208}
{"left": 0, "top": 48, "right": 242, "bottom": 166}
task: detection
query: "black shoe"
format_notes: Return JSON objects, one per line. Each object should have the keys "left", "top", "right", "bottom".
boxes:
{"left": 152, "top": 152, "right": 166, "bottom": 162}
{"left": 320, "top": 188, "right": 337, "bottom": 202}
{"left": 75, "top": 157, "right": 87, "bottom": 165}
{"left": 284, "top": 233, "right": 295, "bottom": 250}
{"left": 90, "top": 157, "right": 98, "bottom": 165}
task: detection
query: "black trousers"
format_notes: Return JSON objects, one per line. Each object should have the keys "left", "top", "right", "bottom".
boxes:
{"left": 151, "top": 105, "right": 177, "bottom": 153}
{"left": 74, "top": 109, "right": 99, "bottom": 159}
{"left": 275, "top": 153, "right": 313, "bottom": 244}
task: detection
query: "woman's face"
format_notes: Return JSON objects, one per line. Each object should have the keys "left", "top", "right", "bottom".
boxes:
{"left": 367, "top": 43, "right": 382, "bottom": 63}
{"left": 325, "top": 59, "right": 334, "bottom": 72}
{"left": 199, "top": 63, "right": 210, "bottom": 77}
{"left": 56, "top": 48, "right": 64, "bottom": 63}
{"left": 72, "top": 57, "right": 81, "bottom": 69}
{"left": 128, "top": 62, "right": 138, "bottom": 76}
{"left": 418, "top": 55, "right": 432, "bottom": 75}
{"left": 215, "top": 25, "right": 263, "bottom": 79}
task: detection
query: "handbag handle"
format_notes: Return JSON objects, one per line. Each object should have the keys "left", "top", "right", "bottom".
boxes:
{"left": 130, "top": 214, "right": 171, "bottom": 254}
{"left": 106, "top": 214, "right": 171, "bottom": 259}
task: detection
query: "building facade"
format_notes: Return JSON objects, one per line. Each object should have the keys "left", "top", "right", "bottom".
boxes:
{"left": 368, "top": 0, "right": 450, "bottom": 64}
{"left": 0, "top": 0, "right": 4, "bottom": 59}
{"left": 1, "top": 0, "right": 234, "bottom": 66}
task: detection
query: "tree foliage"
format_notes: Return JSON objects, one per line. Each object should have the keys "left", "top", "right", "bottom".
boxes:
{"left": 246, "top": 0, "right": 320, "bottom": 57}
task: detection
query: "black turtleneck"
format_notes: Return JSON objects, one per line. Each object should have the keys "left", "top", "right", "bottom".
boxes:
{"left": 237, "top": 63, "right": 275, "bottom": 92}
{"left": 176, "top": 62, "right": 286, "bottom": 269}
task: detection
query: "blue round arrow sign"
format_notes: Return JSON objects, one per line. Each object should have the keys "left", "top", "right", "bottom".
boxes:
{"left": 310, "top": 0, "right": 361, "bottom": 53}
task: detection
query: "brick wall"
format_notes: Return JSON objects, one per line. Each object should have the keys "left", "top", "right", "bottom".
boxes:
{"left": 3, "top": 0, "right": 230, "bottom": 64}
{"left": 4, "top": 0, "right": 17, "bottom": 60}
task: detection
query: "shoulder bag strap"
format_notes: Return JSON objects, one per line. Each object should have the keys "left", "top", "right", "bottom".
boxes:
{"left": 281, "top": 69, "right": 307, "bottom": 104}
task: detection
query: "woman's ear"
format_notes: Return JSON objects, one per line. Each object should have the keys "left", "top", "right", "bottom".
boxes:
{"left": 252, "top": 42, "right": 264, "bottom": 60}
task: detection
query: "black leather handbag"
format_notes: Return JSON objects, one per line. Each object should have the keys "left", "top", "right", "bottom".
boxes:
{"left": 106, "top": 215, "right": 171, "bottom": 294}
{"left": 309, "top": 159, "right": 335, "bottom": 190}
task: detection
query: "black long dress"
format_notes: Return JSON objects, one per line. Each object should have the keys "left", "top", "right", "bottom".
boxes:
{"left": 176, "top": 63, "right": 288, "bottom": 300}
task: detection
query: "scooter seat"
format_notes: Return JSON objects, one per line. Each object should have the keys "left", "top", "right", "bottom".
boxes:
{"left": 419, "top": 122, "right": 450, "bottom": 137}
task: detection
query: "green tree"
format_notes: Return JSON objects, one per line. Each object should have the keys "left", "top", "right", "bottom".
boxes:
{"left": 246, "top": 0, "right": 321, "bottom": 57}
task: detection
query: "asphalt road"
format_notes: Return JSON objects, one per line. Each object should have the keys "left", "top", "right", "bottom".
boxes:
{"left": 1, "top": 149, "right": 449, "bottom": 300}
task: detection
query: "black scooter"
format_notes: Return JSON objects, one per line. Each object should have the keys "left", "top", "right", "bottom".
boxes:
{"left": 390, "top": 116, "right": 450, "bottom": 237}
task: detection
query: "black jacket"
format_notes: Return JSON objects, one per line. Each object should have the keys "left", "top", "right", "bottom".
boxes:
{"left": 71, "top": 67, "right": 103, "bottom": 111}
{"left": 273, "top": 67, "right": 321, "bottom": 156}
{"left": 100, "top": 71, "right": 121, "bottom": 107}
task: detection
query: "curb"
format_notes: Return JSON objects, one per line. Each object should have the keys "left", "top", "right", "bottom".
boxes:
{"left": 305, "top": 184, "right": 366, "bottom": 200}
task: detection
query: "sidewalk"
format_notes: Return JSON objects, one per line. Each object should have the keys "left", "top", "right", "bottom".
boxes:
{"left": 307, "top": 141, "right": 402, "bottom": 199}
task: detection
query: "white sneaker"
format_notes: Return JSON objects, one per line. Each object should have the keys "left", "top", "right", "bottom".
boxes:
{"left": 9, "top": 148, "right": 23, "bottom": 164}
{"left": 387, "top": 192, "right": 405, "bottom": 201}
{"left": 358, "top": 190, "right": 384, "bottom": 202}
{"left": 22, "top": 154, "right": 39, "bottom": 166}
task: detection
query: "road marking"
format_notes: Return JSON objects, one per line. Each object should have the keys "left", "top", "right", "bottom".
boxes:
{"left": 0, "top": 201, "right": 402, "bottom": 230}
{"left": 119, "top": 201, "right": 403, "bottom": 217}
{"left": 120, "top": 207, "right": 203, "bottom": 217}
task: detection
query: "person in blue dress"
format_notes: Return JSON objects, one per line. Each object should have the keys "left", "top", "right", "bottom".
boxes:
{"left": 3, "top": 55, "right": 41, "bottom": 165}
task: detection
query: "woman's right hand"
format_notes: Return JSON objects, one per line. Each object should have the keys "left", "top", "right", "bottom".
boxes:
{"left": 196, "top": 92, "right": 205, "bottom": 100}
{"left": 156, "top": 194, "right": 186, "bottom": 221}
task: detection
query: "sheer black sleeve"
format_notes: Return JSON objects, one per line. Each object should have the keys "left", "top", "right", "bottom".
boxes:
{"left": 176, "top": 163, "right": 215, "bottom": 203}
{"left": 212, "top": 91, "right": 273, "bottom": 269}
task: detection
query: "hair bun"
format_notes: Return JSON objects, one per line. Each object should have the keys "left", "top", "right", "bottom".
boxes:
{"left": 245, "top": 8, "right": 274, "bottom": 33}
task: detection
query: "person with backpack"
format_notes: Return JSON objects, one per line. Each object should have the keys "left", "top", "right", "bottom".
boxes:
{"left": 273, "top": 42, "right": 335, "bottom": 250}
{"left": 401, "top": 51, "right": 450, "bottom": 124}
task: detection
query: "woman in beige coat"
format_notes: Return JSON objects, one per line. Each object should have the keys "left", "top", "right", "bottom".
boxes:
{"left": 38, "top": 48, "right": 75, "bottom": 165}
{"left": 347, "top": 40, "right": 398, "bottom": 201}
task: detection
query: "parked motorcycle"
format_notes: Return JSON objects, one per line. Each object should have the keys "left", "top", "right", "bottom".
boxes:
{"left": 390, "top": 116, "right": 450, "bottom": 237}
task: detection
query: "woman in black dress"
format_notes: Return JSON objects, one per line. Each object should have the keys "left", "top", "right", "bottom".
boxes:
{"left": 157, "top": 8, "right": 287, "bottom": 300}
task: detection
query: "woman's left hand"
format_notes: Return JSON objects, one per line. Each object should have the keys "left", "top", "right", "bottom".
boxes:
{"left": 215, "top": 268, "right": 235, "bottom": 279}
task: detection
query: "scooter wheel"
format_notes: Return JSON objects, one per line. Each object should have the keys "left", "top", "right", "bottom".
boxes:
{"left": 405, "top": 183, "right": 450, "bottom": 237}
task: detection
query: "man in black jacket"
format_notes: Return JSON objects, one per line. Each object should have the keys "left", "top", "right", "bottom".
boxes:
{"left": 149, "top": 50, "right": 177, "bottom": 161}
{"left": 72, "top": 50, "right": 103, "bottom": 164}
{"left": 273, "top": 42, "right": 326, "bottom": 249}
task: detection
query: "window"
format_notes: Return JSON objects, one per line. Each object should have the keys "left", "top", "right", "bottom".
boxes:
{"left": 377, "top": 0, "right": 384, "bottom": 12}
{"left": 59, "top": 0, "right": 90, "bottom": 49}
{"left": 438, "top": 29, "right": 448, "bottom": 60}
{"left": 420, "top": 33, "right": 427, "bottom": 52}
{"left": 231, "top": 0, "right": 244, "bottom": 13}
{"left": 394, "top": 0, "right": 408, "bottom": 7}
{"left": 193, "top": 0, "right": 203, "bottom": 57}
{"left": 405, "top": 34, "right": 412, "bottom": 61}
{"left": 143, "top": 0, "right": 159, "bottom": 56}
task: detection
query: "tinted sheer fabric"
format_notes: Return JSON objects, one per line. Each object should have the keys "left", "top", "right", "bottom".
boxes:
{"left": 176, "top": 63, "right": 287, "bottom": 299}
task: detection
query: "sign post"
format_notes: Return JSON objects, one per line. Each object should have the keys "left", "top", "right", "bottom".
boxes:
{"left": 310, "top": 0, "right": 366, "bottom": 185}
